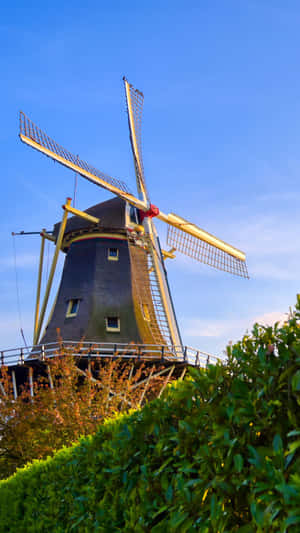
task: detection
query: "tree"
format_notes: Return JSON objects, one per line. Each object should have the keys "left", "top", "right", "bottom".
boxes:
{"left": 0, "top": 350, "right": 166, "bottom": 479}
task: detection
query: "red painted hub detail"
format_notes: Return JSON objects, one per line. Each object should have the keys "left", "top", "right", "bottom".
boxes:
{"left": 139, "top": 204, "right": 160, "bottom": 221}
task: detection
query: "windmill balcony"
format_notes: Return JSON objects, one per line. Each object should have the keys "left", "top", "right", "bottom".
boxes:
{"left": 0, "top": 341, "right": 221, "bottom": 368}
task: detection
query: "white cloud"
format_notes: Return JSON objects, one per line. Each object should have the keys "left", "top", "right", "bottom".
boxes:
{"left": 254, "top": 311, "right": 288, "bottom": 326}
{"left": 237, "top": 216, "right": 300, "bottom": 256}
{"left": 249, "top": 260, "right": 300, "bottom": 281}
{"left": 217, "top": 213, "right": 300, "bottom": 281}
{"left": 183, "top": 310, "right": 287, "bottom": 340}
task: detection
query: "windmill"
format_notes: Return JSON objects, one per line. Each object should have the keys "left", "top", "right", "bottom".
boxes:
{"left": 18, "top": 77, "right": 248, "bottom": 355}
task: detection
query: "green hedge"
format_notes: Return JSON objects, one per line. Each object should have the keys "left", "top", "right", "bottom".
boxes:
{"left": 1, "top": 304, "right": 300, "bottom": 532}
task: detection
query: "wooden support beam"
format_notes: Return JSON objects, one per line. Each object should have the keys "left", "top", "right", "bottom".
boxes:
{"left": 138, "top": 366, "right": 154, "bottom": 407}
{"left": 12, "top": 371, "right": 17, "bottom": 399}
{"left": 130, "top": 366, "right": 171, "bottom": 390}
{"left": 63, "top": 203, "right": 100, "bottom": 224}
{"left": 120, "top": 364, "right": 134, "bottom": 410}
{"left": 158, "top": 365, "right": 175, "bottom": 398}
{"left": 47, "top": 365, "right": 54, "bottom": 389}
{"left": 41, "top": 344, "right": 46, "bottom": 362}
{"left": 41, "top": 231, "right": 55, "bottom": 242}
{"left": 75, "top": 366, "right": 133, "bottom": 407}
{"left": 29, "top": 367, "right": 34, "bottom": 398}
{"left": 33, "top": 229, "right": 46, "bottom": 343}
{"left": 106, "top": 366, "right": 173, "bottom": 405}
{"left": 161, "top": 247, "right": 176, "bottom": 260}
{"left": 34, "top": 198, "right": 71, "bottom": 345}
{"left": 178, "top": 367, "right": 187, "bottom": 381}
{"left": 105, "top": 365, "right": 113, "bottom": 412}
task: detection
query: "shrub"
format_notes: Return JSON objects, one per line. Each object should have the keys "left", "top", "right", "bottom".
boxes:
{"left": 0, "top": 353, "right": 164, "bottom": 479}
{"left": 0, "top": 300, "right": 300, "bottom": 532}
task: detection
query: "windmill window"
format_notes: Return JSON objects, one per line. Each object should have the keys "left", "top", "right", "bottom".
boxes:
{"left": 105, "top": 317, "right": 120, "bottom": 332}
{"left": 142, "top": 303, "right": 150, "bottom": 322}
{"left": 129, "top": 206, "right": 139, "bottom": 224}
{"left": 66, "top": 299, "right": 80, "bottom": 318}
{"left": 108, "top": 247, "right": 119, "bottom": 261}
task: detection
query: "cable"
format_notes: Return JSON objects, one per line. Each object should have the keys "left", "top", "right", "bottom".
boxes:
{"left": 12, "top": 234, "right": 28, "bottom": 348}
{"left": 73, "top": 172, "right": 78, "bottom": 208}
{"left": 73, "top": 154, "right": 79, "bottom": 208}
{"left": 45, "top": 240, "right": 50, "bottom": 282}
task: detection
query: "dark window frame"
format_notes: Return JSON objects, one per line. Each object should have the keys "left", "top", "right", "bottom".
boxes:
{"left": 105, "top": 316, "right": 120, "bottom": 332}
{"left": 107, "top": 247, "right": 119, "bottom": 261}
{"left": 66, "top": 299, "right": 80, "bottom": 318}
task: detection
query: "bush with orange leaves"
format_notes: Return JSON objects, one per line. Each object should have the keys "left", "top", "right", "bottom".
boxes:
{"left": 0, "top": 353, "right": 164, "bottom": 479}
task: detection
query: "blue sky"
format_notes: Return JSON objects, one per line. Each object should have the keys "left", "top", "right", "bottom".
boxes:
{"left": 1, "top": 1, "right": 300, "bottom": 355}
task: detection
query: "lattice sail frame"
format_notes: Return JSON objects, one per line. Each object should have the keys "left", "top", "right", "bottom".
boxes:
{"left": 167, "top": 225, "right": 249, "bottom": 278}
{"left": 19, "top": 112, "right": 131, "bottom": 195}
{"left": 123, "top": 79, "right": 148, "bottom": 199}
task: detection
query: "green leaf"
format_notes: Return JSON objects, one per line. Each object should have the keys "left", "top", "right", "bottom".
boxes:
{"left": 292, "top": 370, "right": 300, "bottom": 392}
{"left": 70, "top": 514, "right": 86, "bottom": 530}
{"left": 283, "top": 515, "right": 300, "bottom": 528}
{"left": 210, "top": 494, "right": 217, "bottom": 519}
{"left": 275, "top": 483, "right": 298, "bottom": 503}
{"left": 258, "top": 346, "right": 266, "bottom": 365}
{"left": 165, "top": 483, "right": 173, "bottom": 502}
{"left": 287, "top": 439, "right": 300, "bottom": 454}
{"left": 188, "top": 366, "right": 201, "bottom": 380}
{"left": 185, "top": 478, "right": 202, "bottom": 487}
{"left": 169, "top": 511, "right": 189, "bottom": 529}
{"left": 238, "top": 525, "right": 255, "bottom": 533}
{"left": 247, "top": 445, "right": 262, "bottom": 468}
{"left": 155, "top": 456, "right": 173, "bottom": 475}
{"left": 285, "top": 452, "right": 295, "bottom": 470}
{"left": 273, "top": 434, "right": 283, "bottom": 453}
{"left": 151, "top": 505, "right": 168, "bottom": 520}
{"left": 233, "top": 454, "right": 244, "bottom": 473}
{"left": 287, "top": 429, "right": 300, "bottom": 437}
{"left": 250, "top": 502, "right": 264, "bottom": 527}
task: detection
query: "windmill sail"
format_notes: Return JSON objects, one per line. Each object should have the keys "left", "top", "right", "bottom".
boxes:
{"left": 123, "top": 78, "right": 182, "bottom": 348}
{"left": 19, "top": 111, "right": 147, "bottom": 210}
{"left": 123, "top": 78, "right": 149, "bottom": 202}
{"left": 167, "top": 224, "right": 249, "bottom": 278}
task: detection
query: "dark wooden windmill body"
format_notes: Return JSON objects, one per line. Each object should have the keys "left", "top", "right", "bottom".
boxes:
{"left": 41, "top": 197, "right": 170, "bottom": 347}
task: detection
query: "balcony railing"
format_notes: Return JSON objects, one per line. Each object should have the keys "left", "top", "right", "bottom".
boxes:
{"left": 0, "top": 341, "right": 223, "bottom": 368}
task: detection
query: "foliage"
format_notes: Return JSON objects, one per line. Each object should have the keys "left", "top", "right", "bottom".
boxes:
{"left": 0, "top": 351, "right": 164, "bottom": 479}
{"left": 0, "top": 299, "right": 300, "bottom": 531}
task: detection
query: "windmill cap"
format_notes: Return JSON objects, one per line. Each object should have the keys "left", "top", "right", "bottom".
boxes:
{"left": 53, "top": 197, "right": 127, "bottom": 239}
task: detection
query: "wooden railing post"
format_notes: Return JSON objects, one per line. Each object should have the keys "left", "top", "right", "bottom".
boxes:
{"left": 12, "top": 371, "right": 17, "bottom": 399}
{"left": 29, "top": 367, "right": 34, "bottom": 398}
{"left": 19, "top": 348, "right": 24, "bottom": 365}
